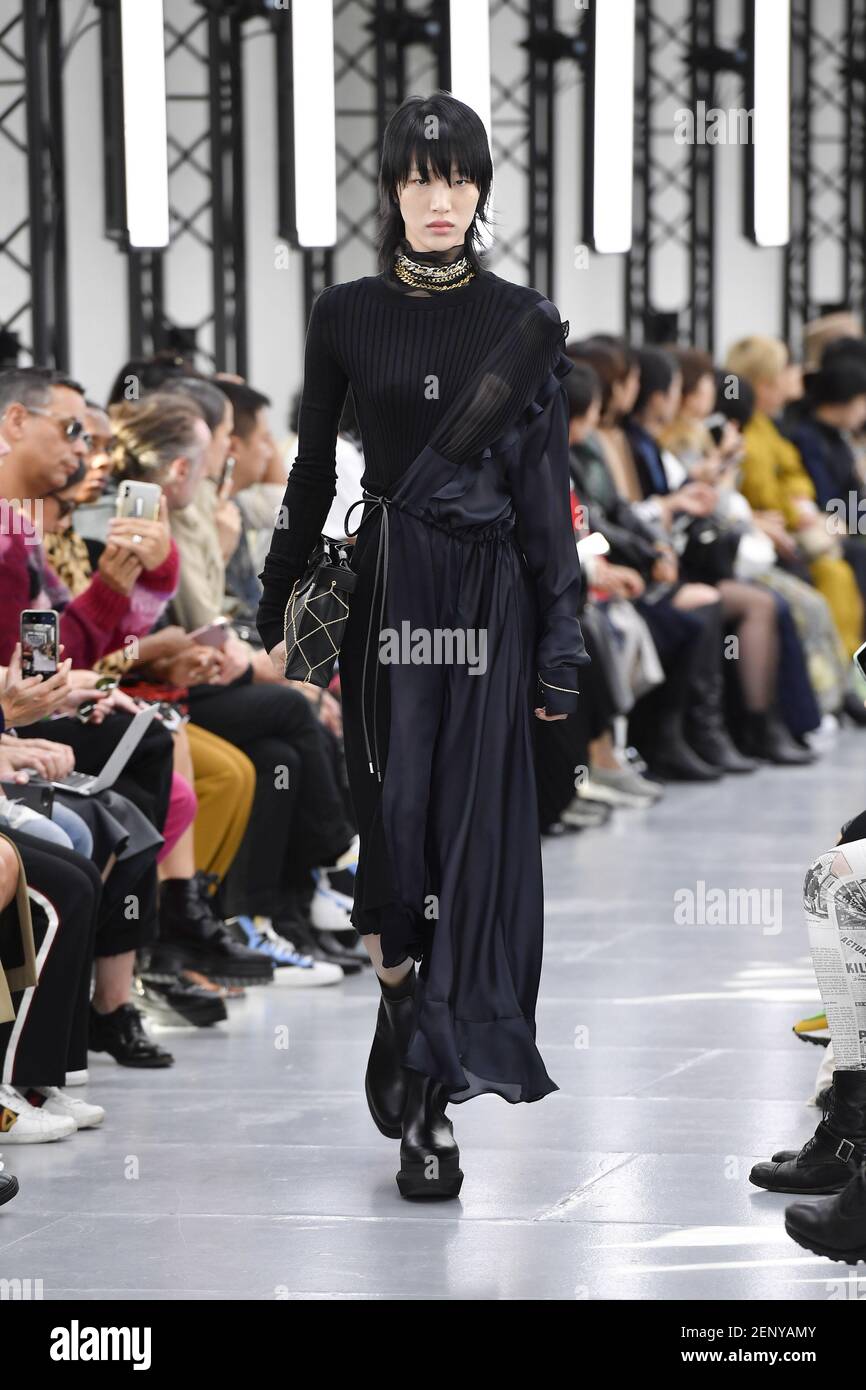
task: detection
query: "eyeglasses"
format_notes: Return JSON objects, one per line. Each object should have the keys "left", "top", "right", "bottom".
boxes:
{"left": 27, "top": 406, "right": 93, "bottom": 450}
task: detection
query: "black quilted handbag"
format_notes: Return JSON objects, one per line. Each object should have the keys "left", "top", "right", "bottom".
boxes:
{"left": 283, "top": 538, "right": 358, "bottom": 687}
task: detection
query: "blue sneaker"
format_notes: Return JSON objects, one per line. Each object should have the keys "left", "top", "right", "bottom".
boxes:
{"left": 232, "top": 918, "right": 343, "bottom": 987}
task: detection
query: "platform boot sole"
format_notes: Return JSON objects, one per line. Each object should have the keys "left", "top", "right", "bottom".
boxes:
{"left": 784, "top": 1219, "right": 866, "bottom": 1264}
{"left": 147, "top": 943, "right": 272, "bottom": 988}
{"left": 750, "top": 1173, "right": 853, "bottom": 1195}
{"left": 396, "top": 1157, "right": 464, "bottom": 1200}
{"left": 0, "top": 1176, "right": 19, "bottom": 1207}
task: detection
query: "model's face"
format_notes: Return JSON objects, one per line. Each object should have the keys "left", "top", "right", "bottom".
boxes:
{"left": 397, "top": 161, "right": 480, "bottom": 254}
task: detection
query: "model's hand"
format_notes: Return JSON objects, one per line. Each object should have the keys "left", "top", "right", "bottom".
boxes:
{"left": 268, "top": 641, "right": 287, "bottom": 678}
{"left": 534, "top": 707, "right": 568, "bottom": 722}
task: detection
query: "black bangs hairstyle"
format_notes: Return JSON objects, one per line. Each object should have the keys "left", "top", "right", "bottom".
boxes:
{"left": 377, "top": 92, "right": 493, "bottom": 274}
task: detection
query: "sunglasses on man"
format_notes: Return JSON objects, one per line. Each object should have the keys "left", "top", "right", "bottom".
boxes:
{"left": 27, "top": 406, "right": 93, "bottom": 451}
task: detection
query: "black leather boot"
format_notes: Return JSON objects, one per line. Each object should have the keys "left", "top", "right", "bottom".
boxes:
{"left": 0, "top": 1171, "right": 18, "bottom": 1207}
{"left": 157, "top": 876, "right": 274, "bottom": 986}
{"left": 650, "top": 707, "right": 722, "bottom": 782}
{"left": 742, "top": 710, "right": 814, "bottom": 765}
{"left": 685, "top": 679, "right": 757, "bottom": 773}
{"left": 89, "top": 1002, "right": 175, "bottom": 1068}
{"left": 396, "top": 1070, "right": 463, "bottom": 1200}
{"left": 365, "top": 966, "right": 417, "bottom": 1138}
{"left": 750, "top": 1070, "right": 866, "bottom": 1194}
{"left": 684, "top": 603, "right": 757, "bottom": 773}
{"left": 785, "top": 1162, "right": 866, "bottom": 1262}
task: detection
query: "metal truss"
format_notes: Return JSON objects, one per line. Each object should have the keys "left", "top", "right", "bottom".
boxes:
{"left": 627, "top": 0, "right": 716, "bottom": 349}
{"left": 297, "top": 0, "right": 556, "bottom": 320}
{"left": 0, "top": 0, "right": 68, "bottom": 367}
{"left": 100, "top": 0, "right": 248, "bottom": 373}
{"left": 785, "top": 0, "right": 866, "bottom": 353}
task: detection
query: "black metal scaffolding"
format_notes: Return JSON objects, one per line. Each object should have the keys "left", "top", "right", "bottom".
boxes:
{"left": 785, "top": 0, "right": 866, "bottom": 352}
{"left": 0, "top": 0, "right": 68, "bottom": 367}
{"left": 99, "top": 0, "right": 248, "bottom": 373}
{"left": 627, "top": 0, "right": 717, "bottom": 349}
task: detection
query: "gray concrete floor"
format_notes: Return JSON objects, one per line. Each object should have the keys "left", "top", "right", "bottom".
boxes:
{"left": 2, "top": 730, "right": 865, "bottom": 1301}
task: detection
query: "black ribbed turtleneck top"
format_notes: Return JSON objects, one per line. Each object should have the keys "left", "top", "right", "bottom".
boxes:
{"left": 257, "top": 241, "right": 561, "bottom": 652}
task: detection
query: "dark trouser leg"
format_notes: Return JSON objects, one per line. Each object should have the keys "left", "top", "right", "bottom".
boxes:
{"left": 0, "top": 829, "right": 101, "bottom": 1085}
{"left": 187, "top": 682, "right": 355, "bottom": 917}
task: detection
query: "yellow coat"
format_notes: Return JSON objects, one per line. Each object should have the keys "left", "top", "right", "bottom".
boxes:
{"left": 740, "top": 410, "right": 815, "bottom": 529}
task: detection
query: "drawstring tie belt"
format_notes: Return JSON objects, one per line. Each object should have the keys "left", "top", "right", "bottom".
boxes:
{"left": 344, "top": 490, "right": 392, "bottom": 782}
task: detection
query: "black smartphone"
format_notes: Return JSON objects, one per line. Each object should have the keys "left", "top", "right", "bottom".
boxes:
{"left": 1, "top": 780, "right": 55, "bottom": 817}
{"left": 20, "top": 609, "right": 59, "bottom": 679}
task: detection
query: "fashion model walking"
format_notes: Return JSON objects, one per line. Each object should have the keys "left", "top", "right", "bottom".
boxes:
{"left": 257, "top": 92, "right": 588, "bottom": 1199}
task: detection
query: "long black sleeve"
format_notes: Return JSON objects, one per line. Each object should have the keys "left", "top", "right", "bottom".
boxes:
{"left": 257, "top": 287, "right": 349, "bottom": 653}
{"left": 505, "top": 374, "right": 590, "bottom": 715}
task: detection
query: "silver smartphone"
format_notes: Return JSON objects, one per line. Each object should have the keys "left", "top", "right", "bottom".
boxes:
{"left": 116, "top": 480, "right": 162, "bottom": 521}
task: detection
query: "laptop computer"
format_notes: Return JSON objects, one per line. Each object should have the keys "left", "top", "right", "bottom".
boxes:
{"left": 33, "top": 705, "right": 160, "bottom": 797}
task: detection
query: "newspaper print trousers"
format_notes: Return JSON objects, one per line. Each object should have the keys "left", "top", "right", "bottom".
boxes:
{"left": 803, "top": 836, "right": 866, "bottom": 1068}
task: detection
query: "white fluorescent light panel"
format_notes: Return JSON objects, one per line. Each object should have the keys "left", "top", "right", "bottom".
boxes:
{"left": 292, "top": 0, "right": 337, "bottom": 247}
{"left": 120, "top": 0, "right": 169, "bottom": 249}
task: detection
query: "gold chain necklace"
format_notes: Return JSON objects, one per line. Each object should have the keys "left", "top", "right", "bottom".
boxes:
{"left": 393, "top": 249, "right": 475, "bottom": 292}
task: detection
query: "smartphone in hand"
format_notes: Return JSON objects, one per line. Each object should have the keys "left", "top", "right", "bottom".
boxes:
{"left": 20, "top": 609, "right": 59, "bottom": 680}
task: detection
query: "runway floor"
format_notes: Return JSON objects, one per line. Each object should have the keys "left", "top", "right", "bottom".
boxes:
{"left": 2, "top": 730, "right": 865, "bottom": 1301}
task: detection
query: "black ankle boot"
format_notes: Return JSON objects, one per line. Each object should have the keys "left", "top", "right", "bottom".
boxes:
{"left": 785, "top": 1162, "right": 866, "bottom": 1261}
{"left": 650, "top": 710, "right": 722, "bottom": 782}
{"left": 742, "top": 710, "right": 814, "bottom": 765}
{"left": 750, "top": 1070, "right": 866, "bottom": 1194}
{"left": 365, "top": 967, "right": 417, "bottom": 1138}
{"left": 396, "top": 1070, "right": 463, "bottom": 1200}
{"left": 157, "top": 876, "right": 274, "bottom": 986}
{"left": 89, "top": 1002, "right": 174, "bottom": 1068}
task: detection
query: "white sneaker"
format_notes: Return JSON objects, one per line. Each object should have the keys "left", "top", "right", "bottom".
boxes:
{"left": 310, "top": 881, "right": 354, "bottom": 933}
{"left": 0, "top": 1085, "right": 75, "bottom": 1143}
{"left": 578, "top": 769, "right": 660, "bottom": 808}
{"left": 65, "top": 1069, "right": 89, "bottom": 1087}
{"left": 24, "top": 1086, "right": 105, "bottom": 1130}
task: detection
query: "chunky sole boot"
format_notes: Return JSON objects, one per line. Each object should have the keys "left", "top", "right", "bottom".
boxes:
{"left": 785, "top": 1164, "right": 866, "bottom": 1263}
{"left": 750, "top": 1071, "right": 866, "bottom": 1194}
{"left": 0, "top": 1172, "right": 19, "bottom": 1207}
{"left": 158, "top": 877, "right": 274, "bottom": 987}
{"left": 396, "top": 1070, "right": 463, "bottom": 1200}
{"left": 134, "top": 973, "right": 228, "bottom": 1028}
{"left": 365, "top": 967, "right": 417, "bottom": 1139}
